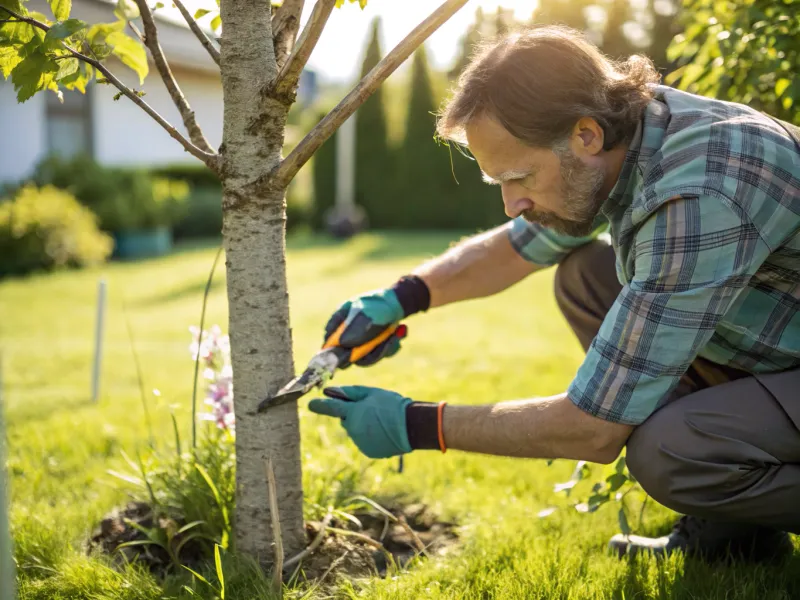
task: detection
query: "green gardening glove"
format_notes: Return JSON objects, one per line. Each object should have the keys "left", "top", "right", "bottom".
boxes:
{"left": 308, "top": 386, "right": 412, "bottom": 459}
{"left": 324, "top": 289, "right": 406, "bottom": 367}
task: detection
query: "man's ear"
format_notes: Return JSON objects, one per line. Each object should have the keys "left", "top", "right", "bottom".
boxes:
{"left": 569, "top": 117, "right": 605, "bottom": 158}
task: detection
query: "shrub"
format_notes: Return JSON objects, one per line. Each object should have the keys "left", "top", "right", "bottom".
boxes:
{"left": 0, "top": 185, "right": 113, "bottom": 276}
{"left": 149, "top": 163, "right": 221, "bottom": 189}
{"left": 33, "top": 155, "right": 190, "bottom": 233}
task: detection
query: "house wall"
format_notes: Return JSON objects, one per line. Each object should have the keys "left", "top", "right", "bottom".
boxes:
{"left": 92, "top": 65, "right": 223, "bottom": 167}
{"left": 0, "top": 0, "right": 223, "bottom": 184}
{"left": 0, "top": 82, "right": 47, "bottom": 184}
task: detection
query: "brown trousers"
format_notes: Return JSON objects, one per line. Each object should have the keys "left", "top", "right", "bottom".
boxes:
{"left": 554, "top": 240, "right": 800, "bottom": 534}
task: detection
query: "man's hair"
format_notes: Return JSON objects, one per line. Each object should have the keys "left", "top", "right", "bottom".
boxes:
{"left": 437, "top": 25, "right": 660, "bottom": 150}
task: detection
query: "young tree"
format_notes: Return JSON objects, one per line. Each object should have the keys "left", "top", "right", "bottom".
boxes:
{"left": 0, "top": 0, "right": 469, "bottom": 563}
{"left": 396, "top": 45, "right": 455, "bottom": 228}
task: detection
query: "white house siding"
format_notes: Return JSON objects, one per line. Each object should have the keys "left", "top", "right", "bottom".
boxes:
{"left": 92, "top": 64, "right": 223, "bottom": 167}
{"left": 0, "top": 82, "right": 46, "bottom": 184}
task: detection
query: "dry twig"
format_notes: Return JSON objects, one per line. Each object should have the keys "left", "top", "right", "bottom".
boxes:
{"left": 283, "top": 511, "right": 333, "bottom": 570}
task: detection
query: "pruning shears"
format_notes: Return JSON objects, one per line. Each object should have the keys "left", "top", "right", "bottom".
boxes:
{"left": 256, "top": 321, "right": 408, "bottom": 412}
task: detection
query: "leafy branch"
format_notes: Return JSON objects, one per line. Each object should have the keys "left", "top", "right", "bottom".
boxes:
{"left": 0, "top": 5, "right": 219, "bottom": 169}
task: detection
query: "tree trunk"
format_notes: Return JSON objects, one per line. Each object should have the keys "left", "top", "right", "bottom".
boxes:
{"left": 219, "top": 0, "right": 305, "bottom": 562}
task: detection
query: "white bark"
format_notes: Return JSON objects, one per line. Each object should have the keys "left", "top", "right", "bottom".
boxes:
{"left": 219, "top": 0, "right": 305, "bottom": 561}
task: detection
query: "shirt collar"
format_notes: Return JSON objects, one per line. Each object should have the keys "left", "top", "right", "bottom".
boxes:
{"left": 601, "top": 91, "right": 671, "bottom": 216}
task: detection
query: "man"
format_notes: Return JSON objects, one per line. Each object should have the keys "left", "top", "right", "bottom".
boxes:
{"left": 308, "top": 25, "right": 800, "bottom": 561}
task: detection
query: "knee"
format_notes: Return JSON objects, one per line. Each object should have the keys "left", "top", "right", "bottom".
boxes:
{"left": 625, "top": 400, "right": 738, "bottom": 518}
{"left": 625, "top": 405, "right": 700, "bottom": 515}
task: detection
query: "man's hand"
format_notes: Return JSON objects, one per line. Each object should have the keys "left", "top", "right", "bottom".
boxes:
{"left": 308, "top": 386, "right": 412, "bottom": 459}
{"left": 324, "top": 276, "right": 430, "bottom": 367}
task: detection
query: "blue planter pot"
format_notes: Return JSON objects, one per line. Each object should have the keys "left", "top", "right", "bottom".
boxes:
{"left": 114, "top": 227, "right": 172, "bottom": 260}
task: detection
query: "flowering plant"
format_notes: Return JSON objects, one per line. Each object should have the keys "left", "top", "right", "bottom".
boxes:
{"left": 190, "top": 325, "right": 235, "bottom": 433}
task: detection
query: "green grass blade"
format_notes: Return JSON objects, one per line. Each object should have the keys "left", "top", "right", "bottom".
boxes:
{"left": 123, "top": 301, "right": 154, "bottom": 448}
{"left": 182, "top": 564, "right": 214, "bottom": 589}
{"left": 191, "top": 245, "right": 223, "bottom": 450}
{"left": 214, "top": 544, "right": 224, "bottom": 599}
{"left": 0, "top": 352, "right": 15, "bottom": 600}
{"left": 171, "top": 411, "right": 183, "bottom": 463}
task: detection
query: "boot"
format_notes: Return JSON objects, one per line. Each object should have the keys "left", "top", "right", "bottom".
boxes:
{"left": 609, "top": 515, "right": 794, "bottom": 563}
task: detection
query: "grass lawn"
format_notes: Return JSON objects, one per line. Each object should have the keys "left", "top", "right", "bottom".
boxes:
{"left": 2, "top": 232, "right": 798, "bottom": 599}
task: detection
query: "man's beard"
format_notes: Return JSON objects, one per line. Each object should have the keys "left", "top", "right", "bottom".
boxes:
{"left": 522, "top": 148, "right": 606, "bottom": 237}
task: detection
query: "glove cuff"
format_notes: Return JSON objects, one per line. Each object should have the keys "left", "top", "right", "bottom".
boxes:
{"left": 391, "top": 275, "right": 431, "bottom": 317}
{"left": 405, "top": 401, "right": 439, "bottom": 450}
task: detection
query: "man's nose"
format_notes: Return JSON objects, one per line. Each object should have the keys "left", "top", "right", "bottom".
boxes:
{"left": 501, "top": 183, "right": 533, "bottom": 219}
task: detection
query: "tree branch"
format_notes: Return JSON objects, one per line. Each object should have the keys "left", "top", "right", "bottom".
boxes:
{"left": 133, "top": 0, "right": 215, "bottom": 153}
{"left": 270, "top": 0, "right": 469, "bottom": 189}
{"left": 172, "top": 0, "right": 221, "bottom": 67}
{"left": 0, "top": 6, "right": 220, "bottom": 169}
{"left": 271, "top": 0, "right": 304, "bottom": 71}
{"left": 274, "top": 0, "right": 334, "bottom": 96}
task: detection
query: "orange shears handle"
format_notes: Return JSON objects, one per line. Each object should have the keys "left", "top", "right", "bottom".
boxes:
{"left": 323, "top": 322, "right": 406, "bottom": 363}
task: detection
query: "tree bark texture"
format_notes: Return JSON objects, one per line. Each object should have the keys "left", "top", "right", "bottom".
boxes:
{"left": 219, "top": 0, "right": 305, "bottom": 562}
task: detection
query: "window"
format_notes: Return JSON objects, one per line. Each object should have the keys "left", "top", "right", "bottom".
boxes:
{"left": 46, "top": 87, "right": 93, "bottom": 158}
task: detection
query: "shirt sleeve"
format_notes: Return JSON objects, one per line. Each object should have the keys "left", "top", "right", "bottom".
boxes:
{"left": 567, "top": 195, "right": 771, "bottom": 425}
{"left": 507, "top": 214, "right": 608, "bottom": 266}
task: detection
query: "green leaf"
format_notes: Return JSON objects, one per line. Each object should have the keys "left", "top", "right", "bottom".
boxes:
{"left": 86, "top": 20, "right": 125, "bottom": 44}
{"left": 1, "top": 19, "right": 39, "bottom": 44}
{"left": 45, "top": 18, "right": 86, "bottom": 40}
{"left": 182, "top": 565, "right": 214, "bottom": 589}
{"left": 90, "top": 42, "right": 112, "bottom": 59}
{"left": 214, "top": 545, "right": 224, "bottom": 598}
{"left": 154, "top": 2, "right": 164, "bottom": 7}
{"left": 11, "top": 50, "right": 58, "bottom": 102}
{"left": 194, "top": 8, "right": 210, "bottom": 18}
{"left": 0, "top": 0, "right": 24, "bottom": 14}
{"left": 606, "top": 473, "right": 628, "bottom": 492}
{"left": 0, "top": 45, "right": 23, "bottom": 78}
{"left": 54, "top": 56, "right": 78, "bottom": 80}
{"left": 618, "top": 507, "right": 631, "bottom": 535}
{"left": 115, "top": 0, "right": 140, "bottom": 21}
{"left": 177, "top": 520, "right": 206, "bottom": 535}
{"left": 614, "top": 456, "right": 626, "bottom": 475}
{"left": 210, "top": 14, "right": 221, "bottom": 31}
{"left": 776, "top": 78, "right": 791, "bottom": 97}
{"left": 49, "top": 0, "right": 70, "bottom": 21}
{"left": 107, "top": 31, "right": 147, "bottom": 83}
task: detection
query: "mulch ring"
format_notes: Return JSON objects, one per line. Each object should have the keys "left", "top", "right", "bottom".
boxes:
{"left": 88, "top": 499, "right": 458, "bottom": 582}
{"left": 295, "top": 501, "right": 459, "bottom": 583}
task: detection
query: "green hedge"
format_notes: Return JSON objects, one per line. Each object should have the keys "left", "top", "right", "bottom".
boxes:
{"left": 311, "top": 46, "right": 507, "bottom": 232}
{"left": 0, "top": 185, "right": 113, "bottom": 277}
{"left": 32, "top": 155, "right": 189, "bottom": 233}
{"left": 149, "top": 163, "right": 221, "bottom": 189}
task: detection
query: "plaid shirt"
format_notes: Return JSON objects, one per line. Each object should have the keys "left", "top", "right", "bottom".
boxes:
{"left": 509, "top": 85, "right": 800, "bottom": 425}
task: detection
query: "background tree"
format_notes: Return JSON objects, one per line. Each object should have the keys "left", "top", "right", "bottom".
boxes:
{"left": 394, "top": 45, "right": 457, "bottom": 228}
{"left": 0, "top": 0, "right": 469, "bottom": 564}
{"left": 355, "top": 17, "right": 392, "bottom": 212}
{"left": 447, "top": 7, "right": 485, "bottom": 80}
{"left": 666, "top": 0, "right": 800, "bottom": 124}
